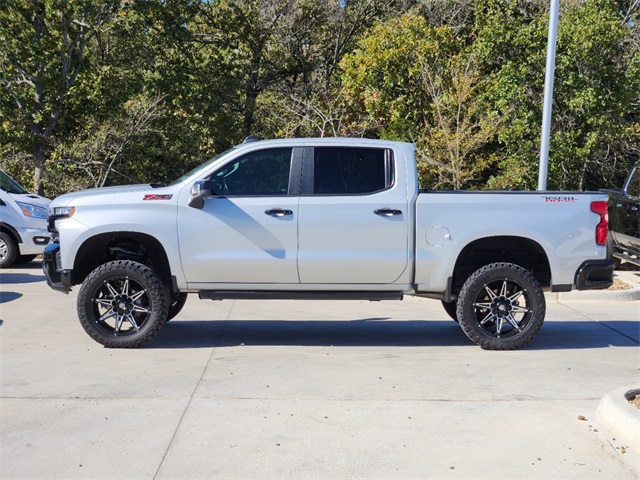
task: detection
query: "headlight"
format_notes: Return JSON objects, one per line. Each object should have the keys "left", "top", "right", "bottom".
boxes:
{"left": 51, "top": 206, "right": 75, "bottom": 218}
{"left": 16, "top": 201, "right": 49, "bottom": 219}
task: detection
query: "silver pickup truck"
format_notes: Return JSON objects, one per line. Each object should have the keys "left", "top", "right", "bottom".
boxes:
{"left": 43, "top": 137, "right": 614, "bottom": 350}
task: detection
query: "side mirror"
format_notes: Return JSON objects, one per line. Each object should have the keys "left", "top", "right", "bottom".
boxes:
{"left": 188, "top": 180, "right": 211, "bottom": 209}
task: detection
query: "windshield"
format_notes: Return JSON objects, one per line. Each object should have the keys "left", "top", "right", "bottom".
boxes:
{"left": 170, "top": 146, "right": 239, "bottom": 186}
{"left": 0, "top": 170, "right": 29, "bottom": 194}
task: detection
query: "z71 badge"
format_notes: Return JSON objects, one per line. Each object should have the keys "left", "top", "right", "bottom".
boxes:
{"left": 143, "top": 194, "right": 173, "bottom": 201}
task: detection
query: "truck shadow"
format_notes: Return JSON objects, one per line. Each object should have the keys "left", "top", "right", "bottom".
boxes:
{"left": 150, "top": 319, "right": 465, "bottom": 348}
{"left": 147, "top": 318, "right": 639, "bottom": 350}
{"left": 0, "top": 292, "right": 23, "bottom": 304}
{"left": 0, "top": 259, "right": 47, "bottom": 285}
{"left": 0, "top": 273, "right": 47, "bottom": 285}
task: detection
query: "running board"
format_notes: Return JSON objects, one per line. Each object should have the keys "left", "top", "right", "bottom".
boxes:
{"left": 198, "top": 291, "right": 404, "bottom": 301}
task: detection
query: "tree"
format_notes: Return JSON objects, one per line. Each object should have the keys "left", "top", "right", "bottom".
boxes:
{"left": 0, "top": 0, "right": 119, "bottom": 194}
{"left": 340, "top": 14, "right": 502, "bottom": 188}
{"left": 50, "top": 95, "right": 165, "bottom": 192}
{"left": 418, "top": 54, "right": 503, "bottom": 189}
{"left": 194, "top": 0, "right": 406, "bottom": 139}
{"left": 472, "top": 0, "right": 640, "bottom": 190}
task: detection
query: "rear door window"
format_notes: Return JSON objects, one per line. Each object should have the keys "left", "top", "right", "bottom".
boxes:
{"left": 311, "top": 147, "right": 392, "bottom": 195}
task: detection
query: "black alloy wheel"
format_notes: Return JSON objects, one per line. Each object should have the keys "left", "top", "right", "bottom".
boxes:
{"left": 77, "top": 260, "right": 169, "bottom": 347}
{"left": 456, "top": 262, "right": 545, "bottom": 350}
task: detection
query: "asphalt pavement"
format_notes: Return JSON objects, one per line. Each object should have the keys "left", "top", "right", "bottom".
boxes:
{"left": 1, "top": 261, "right": 639, "bottom": 479}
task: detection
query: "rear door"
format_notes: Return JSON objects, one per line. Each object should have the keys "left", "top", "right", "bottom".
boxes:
{"left": 297, "top": 146, "right": 410, "bottom": 284}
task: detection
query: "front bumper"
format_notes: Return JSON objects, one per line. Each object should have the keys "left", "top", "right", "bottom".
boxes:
{"left": 42, "top": 242, "right": 72, "bottom": 294}
{"left": 17, "top": 226, "right": 50, "bottom": 255}
{"left": 575, "top": 259, "right": 615, "bottom": 290}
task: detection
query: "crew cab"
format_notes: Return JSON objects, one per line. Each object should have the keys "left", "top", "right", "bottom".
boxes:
{"left": 43, "top": 137, "right": 614, "bottom": 350}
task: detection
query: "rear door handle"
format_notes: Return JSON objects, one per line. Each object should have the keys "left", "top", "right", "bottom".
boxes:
{"left": 265, "top": 208, "right": 293, "bottom": 217}
{"left": 375, "top": 208, "right": 403, "bottom": 216}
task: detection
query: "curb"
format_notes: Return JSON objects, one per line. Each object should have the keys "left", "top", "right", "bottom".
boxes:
{"left": 546, "top": 287, "right": 640, "bottom": 302}
{"left": 546, "top": 271, "right": 640, "bottom": 302}
{"left": 596, "top": 386, "right": 640, "bottom": 448}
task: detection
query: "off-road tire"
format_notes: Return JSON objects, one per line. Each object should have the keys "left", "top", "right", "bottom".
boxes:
{"left": 456, "top": 262, "right": 545, "bottom": 350}
{"left": 77, "top": 260, "right": 169, "bottom": 348}
{"left": 0, "top": 232, "right": 18, "bottom": 268}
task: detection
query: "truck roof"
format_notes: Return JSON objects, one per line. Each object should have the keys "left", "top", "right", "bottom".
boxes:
{"left": 235, "top": 137, "right": 415, "bottom": 150}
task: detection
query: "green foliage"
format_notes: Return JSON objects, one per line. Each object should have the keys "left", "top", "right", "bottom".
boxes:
{"left": 340, "top": 14, "right": 504, "bottom": 189}
{"left": 474, "top": 0, "right": 639, "bottom": 190}
{"left": 1, "top": 0, "right": 638, "bottom": 196}
{"left": 341, "top": 15, "right": 458, "bottom": 141}
{"left": 0, "top": 0, "right": 122, "bottom": 193}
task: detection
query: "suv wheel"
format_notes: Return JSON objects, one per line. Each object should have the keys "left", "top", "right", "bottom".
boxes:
{"left": 0, "top": 232, "right": 18, "bottom": 268}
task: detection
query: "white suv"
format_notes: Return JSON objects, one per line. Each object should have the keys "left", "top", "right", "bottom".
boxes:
{"left": 0, "top": 169, "right": 51, "bottom": 268}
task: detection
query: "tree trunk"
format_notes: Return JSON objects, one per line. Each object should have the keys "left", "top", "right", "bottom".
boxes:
{"left": 33, "top": 141, "right": 46, "bottom": 196}
{"left": 244, "top": 90, "right": 258, "bottom": 136}
{"left": 244, "top": 45, "right": 263, "bottom": 136}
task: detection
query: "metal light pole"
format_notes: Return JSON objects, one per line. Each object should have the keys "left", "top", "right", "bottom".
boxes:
{"left": 538, "top": 0, "right": 560, "bottom": 191}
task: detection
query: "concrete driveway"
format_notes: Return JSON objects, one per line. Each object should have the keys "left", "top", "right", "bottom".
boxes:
{"left": 1, "top": 262, "right": 639, "bottom": 479}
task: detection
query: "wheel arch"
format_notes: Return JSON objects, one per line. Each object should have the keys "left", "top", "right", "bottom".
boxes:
{"left": 451, "top": 236, "right": 551, "bottom": 296}
{"left": 71, "top": 232, "right": 173, "bottom": 290}
{"left": 0, "top": 222, "right": 22, "bottom": 244}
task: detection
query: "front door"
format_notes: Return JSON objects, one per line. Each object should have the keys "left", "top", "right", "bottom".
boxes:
{"left": 178, "top": 147, "right": 301, "bottom": 285}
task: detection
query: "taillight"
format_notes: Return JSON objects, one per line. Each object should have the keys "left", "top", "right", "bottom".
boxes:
{"left": 590, "top": 201, "right": 608, "bottom": 246}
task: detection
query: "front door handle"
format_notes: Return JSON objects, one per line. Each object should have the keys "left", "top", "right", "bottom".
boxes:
{"left": 265, "top": 208, "right": 293, "bottom": 217}
{"left": 375, "top": 208, "right": 402, "bottom": 217}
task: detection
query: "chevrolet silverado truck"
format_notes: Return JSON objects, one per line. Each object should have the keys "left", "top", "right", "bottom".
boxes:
{"left": 43, "top": 137, "right": 614, "bottom": 350}
{"left": 601, "top": 163, "right": 640, "bottom": 267}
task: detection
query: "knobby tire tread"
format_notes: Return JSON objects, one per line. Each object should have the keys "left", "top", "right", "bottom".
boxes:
{"left": 456, "top": 262, "right": 545, "bottom": 350}
{"left": 77, "top": 260, "right": 169, "bottom": 348}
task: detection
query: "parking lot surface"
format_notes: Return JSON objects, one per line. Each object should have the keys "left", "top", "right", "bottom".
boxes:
{"left": 1, "top": 262, "right": 639, "bottom": 479}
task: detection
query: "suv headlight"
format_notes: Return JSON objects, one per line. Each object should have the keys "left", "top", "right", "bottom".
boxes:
{"left": 16, "top": 201, "right": 49, "bottom": 219}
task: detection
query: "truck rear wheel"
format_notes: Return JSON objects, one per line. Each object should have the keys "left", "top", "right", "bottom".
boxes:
{"left": 77, "top": 260, "right": 169, "bottom": 348}
{"left": 456, "top": 262, "right": 545, "bottom": 350}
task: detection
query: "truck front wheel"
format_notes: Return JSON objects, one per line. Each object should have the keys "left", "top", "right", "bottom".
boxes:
{"left": 456, "top": 262, "right": 545, "bottom": 350}
{"left": 77, "top": 260, "right": 169, "bottom": 348}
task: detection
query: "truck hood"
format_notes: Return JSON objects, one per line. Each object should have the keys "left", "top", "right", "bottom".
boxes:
{"left": 51, "top": 184, "right": 161, "bottom": 207}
